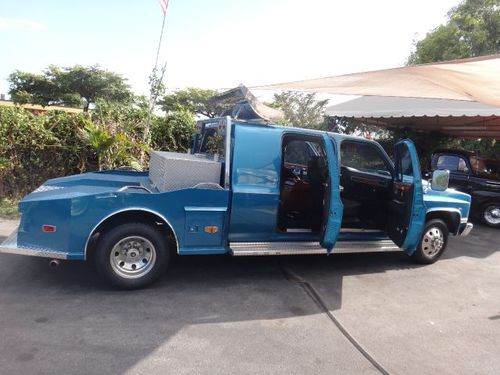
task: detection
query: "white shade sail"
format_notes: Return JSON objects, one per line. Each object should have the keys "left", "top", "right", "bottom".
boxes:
{"left": 255, "top": 54, "right": 500, "bottom": 107}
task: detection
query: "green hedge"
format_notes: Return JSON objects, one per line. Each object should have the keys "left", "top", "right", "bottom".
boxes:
{"left": 0, "top": 104, "right": 195, "bottom": 199}
{"left": 0, "top": 107, "right": 96, "bottom": 198}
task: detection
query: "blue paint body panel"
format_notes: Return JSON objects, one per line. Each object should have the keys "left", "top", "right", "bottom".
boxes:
{"left": 397, "top": 140, "right": 426, "bottom": 254}
{"left": 18, "top": 171, "right": 230, "bottom": 259}
{"left": 13, "top": 121, "right": 472, "bottom": 260}
{"left": 320, "top": 134, "right": 343, "bottom": 252}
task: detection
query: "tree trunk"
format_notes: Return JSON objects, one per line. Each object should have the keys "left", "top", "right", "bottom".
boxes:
{"left": 83, "top": 98, "right": 90, "bottom": 112}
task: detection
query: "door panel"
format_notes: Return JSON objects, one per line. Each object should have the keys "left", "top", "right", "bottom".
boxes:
{"left": 320, "top": 135, "right": 343, "bottom": 252}
{"left": 229, "top": 126, "right": 282, "bottom": 241}
{"left": 387, "top": 140, "right": 425, "bottom": 253}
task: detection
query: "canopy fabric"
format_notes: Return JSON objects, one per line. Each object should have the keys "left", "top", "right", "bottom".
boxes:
{"left": 326, "top": 96, "right": 500, "bottom": 139}
{"left": 210, "top": 84, "right": 284, "bottom": 123}
{"left": 255, "top": 54, "right": 500, "bottom": 107}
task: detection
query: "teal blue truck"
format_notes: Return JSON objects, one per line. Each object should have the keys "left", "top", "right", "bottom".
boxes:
{"left": 1, "top": 117, "right": 473, "bottom": 289}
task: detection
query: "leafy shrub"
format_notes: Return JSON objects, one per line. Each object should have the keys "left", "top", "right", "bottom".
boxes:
{"left": 151, "top": 109, "right": 195, "bottom": 153}
{"left": 0, "top": 107, "right": 95, "bottom": 198}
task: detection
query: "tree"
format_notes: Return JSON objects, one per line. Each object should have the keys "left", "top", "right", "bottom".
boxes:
{"left": 408, "top": 0, "right": 500, "bottom": 64}
{"left": 161, "top": 88, "right": 219, "bottom": 118}
{"left": 322, "top": 116, "right": 388, "bottom": 139}
{"left": 151, "top": 109, "right": 196, "bottom": 152}
{"left": 9, "top": 65, "right": 132, "bottom": 111}
{"left": 270, "top": 91, "right": 328, "bottom": 128}
{"left": 8, "top": 70, "right": 62, "bottom": 107}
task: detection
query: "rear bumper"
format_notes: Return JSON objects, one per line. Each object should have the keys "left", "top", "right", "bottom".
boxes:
{"left": 0, "top": 227, "right": 68, "bottom": 259}
{"left": 459, "top": 222, "right": 473, "bottom": 237}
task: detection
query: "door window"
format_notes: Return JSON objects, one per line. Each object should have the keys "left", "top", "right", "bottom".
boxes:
{"left": 284, "top": 140, "right": 326, "bottom": 166}
{"left": 340, "top": 141, "right": 391, "bottom": 176}
{"left": 437, "top": 155, "right": 469, "bottom": 173}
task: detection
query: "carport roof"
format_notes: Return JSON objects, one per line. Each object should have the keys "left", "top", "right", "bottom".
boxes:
{"left": 325, "top": 96, "right": 500, "bottom": 139}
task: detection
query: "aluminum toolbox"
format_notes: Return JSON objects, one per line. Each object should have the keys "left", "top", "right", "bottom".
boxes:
{"left": 149, "top": 151, "right": 222, "bottom": 192}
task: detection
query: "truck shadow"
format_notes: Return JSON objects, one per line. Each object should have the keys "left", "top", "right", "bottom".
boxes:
{"left": 0, "top": 225, "right": 497, "bottom": 374}
{"left": 0, "top": 250, "right": 417, "bottom": 374}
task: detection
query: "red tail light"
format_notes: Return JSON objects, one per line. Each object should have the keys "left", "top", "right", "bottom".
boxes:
{"left": 42, "top": 225, "right": 57, "bottom": 233}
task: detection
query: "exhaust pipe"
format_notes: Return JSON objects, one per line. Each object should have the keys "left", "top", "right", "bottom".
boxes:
{"left": 49, "top": 259, "right": 60, "bottom": 268}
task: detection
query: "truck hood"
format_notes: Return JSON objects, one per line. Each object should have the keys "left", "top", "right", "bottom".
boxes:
{"left": 21, "top": 171, "right": 151, "bottom": 203}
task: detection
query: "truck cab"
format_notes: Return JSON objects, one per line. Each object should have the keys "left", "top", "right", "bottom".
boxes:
{"left": 430, "top": 149, "right": 500, "bottom": 228}
{"left": 1, "top": 118, "right": 473, "bottom": 289}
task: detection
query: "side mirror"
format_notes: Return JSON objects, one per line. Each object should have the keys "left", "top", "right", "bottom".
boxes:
{"left": 431, "top": 170, "right": 450, "bottom": 191}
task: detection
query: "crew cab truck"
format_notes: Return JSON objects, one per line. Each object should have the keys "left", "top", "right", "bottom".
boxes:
{"left": 1, "top": 118, "right": 473, "bottom": 289}
{"left": 430, "top": 149, "right": 500, "bottom": 228}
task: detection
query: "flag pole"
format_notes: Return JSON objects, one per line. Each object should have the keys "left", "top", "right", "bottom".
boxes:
{"left": 143, "top": 0, "right": 169, "bottom": 166}
{"left": 154, "top": 10, "right": 167, "bottom": 70}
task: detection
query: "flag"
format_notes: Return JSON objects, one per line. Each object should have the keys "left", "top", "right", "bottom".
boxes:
{"left": 158, "top": 0, "right": 169, "bottom": 15}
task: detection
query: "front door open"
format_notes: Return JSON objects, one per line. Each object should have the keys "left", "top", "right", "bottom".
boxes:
{"left": 320, "top": 134, "right": 343, "bottom": 253}
{"left": 387, "top": 140, "right": 425, "bottom": 253}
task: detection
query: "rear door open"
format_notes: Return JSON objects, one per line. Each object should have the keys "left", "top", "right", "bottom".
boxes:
{"left": 320, "top": 134, "right": 343, "bottom": 253}
{"left": 387, "top": 140, "right": 425, "bottom": 253}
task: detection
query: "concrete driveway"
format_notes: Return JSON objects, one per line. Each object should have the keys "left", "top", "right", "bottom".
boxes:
{"left": 0, "top": 218, "right": 499, "bottom": 375}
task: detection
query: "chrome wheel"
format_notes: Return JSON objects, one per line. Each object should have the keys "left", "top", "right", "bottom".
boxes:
{"left": 483, "top": 205, "right": 500, "bottom": 226}
{"left": 421, "top": 227, "right": 444, "bottom": 257}
{"left": 109, "top": 236, "right": 157, "bottom": 279}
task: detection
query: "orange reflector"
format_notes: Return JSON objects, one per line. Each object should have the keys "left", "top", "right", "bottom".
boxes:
{"left": 204, "top": 226, "right": 218, "bottom": 234}
{"left": 42, "top": 225, "right": 57, "bottom": 233}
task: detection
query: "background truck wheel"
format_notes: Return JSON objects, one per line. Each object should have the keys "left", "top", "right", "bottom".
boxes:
{"left": 481, "top": 202, "right": 500, "bottom": 228}
{"left": 95, "top": 222, "right": 169, "bottom": 289}
{"left": 412, "top": 219, "right": 449, "bottom": 264}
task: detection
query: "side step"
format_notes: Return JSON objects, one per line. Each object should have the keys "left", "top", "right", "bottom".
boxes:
{"left": 230, "top": 240, "right": 400, "bottom": 256}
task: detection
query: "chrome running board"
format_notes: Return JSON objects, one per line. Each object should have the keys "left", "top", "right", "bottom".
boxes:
{"left": 230, "top": 240, "right": 400, "bottom": 256}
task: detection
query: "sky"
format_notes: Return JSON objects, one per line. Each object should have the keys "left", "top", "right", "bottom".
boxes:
{"left": 0, "top": 0, "right": 460, "bottom": 97}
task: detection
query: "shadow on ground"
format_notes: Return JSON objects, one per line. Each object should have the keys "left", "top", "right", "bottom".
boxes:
{"left": 0, "top": 222, "right": 498, "bottom": 374}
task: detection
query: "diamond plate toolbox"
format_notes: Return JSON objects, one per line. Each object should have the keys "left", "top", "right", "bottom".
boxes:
{"left": 149, "top": 151, "right": 222, "bottom": 192}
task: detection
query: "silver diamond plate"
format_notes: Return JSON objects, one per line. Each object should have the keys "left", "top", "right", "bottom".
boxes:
{"left": 230, "top": 240, "right": 400, "bottom": 256}
{"left": 0, "top": 228, "right": 68, "bottom": 259}
{"left": 149, "top": 151, "right": 222, "bottom": 192}
{"left": 33, "top": 185, "right": 64, "bottom": 193}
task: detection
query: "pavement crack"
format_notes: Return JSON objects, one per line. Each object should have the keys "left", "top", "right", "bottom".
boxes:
{"left": 278, "top": 262, "right": 390, "bottom": 375}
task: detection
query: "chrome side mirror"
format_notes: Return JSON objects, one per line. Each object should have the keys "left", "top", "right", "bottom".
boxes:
{"left": 431, "top": 170, "right": 450, "bottom": 191}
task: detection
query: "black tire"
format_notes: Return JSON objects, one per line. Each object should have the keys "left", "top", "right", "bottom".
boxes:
{"left": 412, "top": 219, "right": 449, "bottom": 264}
{"left": 481, "top": 202, "right": 500, "bottom": 228}
{"left": 95, "top": 222, "right": 169, "bottom": 289}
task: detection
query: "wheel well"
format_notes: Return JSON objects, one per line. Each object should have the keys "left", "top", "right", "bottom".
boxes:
{"left": 85, "top": 210, "right": 178, "bottom": 259}
{"left": 425, "top": 211, "right": 460, "bottom": 234}
{"left": 480, "top": 200, "right": 500, "bottom": 209}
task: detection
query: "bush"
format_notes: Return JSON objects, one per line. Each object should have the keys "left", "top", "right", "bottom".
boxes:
{"left": 0, "top": 103, "right": 196, "bottom": 200}
{"left": 151, "top": 109, "right": 195, "bottom": 153}
{"left": 0, "top": 106, "right": 95, "bottom": 198}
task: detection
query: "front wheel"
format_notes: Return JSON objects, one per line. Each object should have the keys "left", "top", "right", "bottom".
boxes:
{"left": 95, "top": 223, "right": 169, "bottom": 289}
{"left": 481, "top": 203, "right": 500, "bottom": 228}
{"left": 411, "top": 219, "right": 449, "bottom": 264}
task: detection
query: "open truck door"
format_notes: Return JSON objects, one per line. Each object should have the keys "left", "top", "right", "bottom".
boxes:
{"left": 388, "top": 140, "right": 426, "bottom": 253}
{"left": 320, "top": 134, "right": 343, "bottom": 253}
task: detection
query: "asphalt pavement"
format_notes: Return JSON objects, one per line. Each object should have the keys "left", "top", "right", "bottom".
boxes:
{"left": 0, "top": 218, "right": 499, "bottom": 375}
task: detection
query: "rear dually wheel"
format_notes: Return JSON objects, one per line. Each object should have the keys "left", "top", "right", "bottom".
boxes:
{"left": 95, "top": 222, "right": 169, "bottom": 289}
